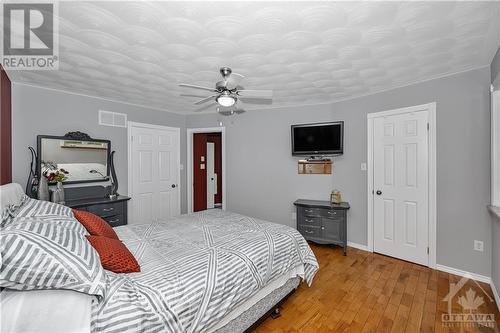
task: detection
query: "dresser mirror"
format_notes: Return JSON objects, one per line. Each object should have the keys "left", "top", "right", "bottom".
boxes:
{"left": 37, "top": 135, "right": 111, "bottom": 184}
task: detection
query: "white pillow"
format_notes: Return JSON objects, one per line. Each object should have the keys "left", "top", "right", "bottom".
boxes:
{"left": 0, "top": 183, "right": 25, "bottom": 211}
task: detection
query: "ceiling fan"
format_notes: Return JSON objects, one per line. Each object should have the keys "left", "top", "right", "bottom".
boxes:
{"left": 179, "top": 67, "right": 272, "bottom": 115}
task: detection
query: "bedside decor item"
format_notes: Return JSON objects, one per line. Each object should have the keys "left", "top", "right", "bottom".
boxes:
{"left": 330, "top": 190, "right": 342, "bottom": 204}
{"left": 51, "top": 181, "right": 65, "bottom": 204}
{"left": 37, "top": 176, "right": 49, "bottom": 201}
{"left": 42, "top": 162, "right": 69, "bottom": 204}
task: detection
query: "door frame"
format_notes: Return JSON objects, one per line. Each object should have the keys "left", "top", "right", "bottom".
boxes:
{"left": 127, "top": 121, "right": 182, "bottom": 221}
{"left": 367, "top": 102, "right": 437, "bottom": 268}
{"left": 187, "top": 127, "right": 226, "bottom": 213}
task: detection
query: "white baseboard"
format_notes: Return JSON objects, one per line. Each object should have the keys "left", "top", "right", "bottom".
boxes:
{"left": 491, "top": 280, "right": 500, "bottom": 312}
{"left": 347, "top": 241, "right": 370, "bottom": 252}
{"left": 436, "top": 264, "right": 491, "bottom": 284}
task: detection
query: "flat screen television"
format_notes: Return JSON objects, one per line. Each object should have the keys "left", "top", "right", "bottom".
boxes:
{"left": 291, "top": 121, "right": 344, "bottom": 156}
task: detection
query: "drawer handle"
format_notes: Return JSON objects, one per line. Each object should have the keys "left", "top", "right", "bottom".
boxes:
{"left": 305, "top": 219, "right": 314, "bottom": 223}
{"left": 328, "top": 211, "right": 337, "bottom": 215}
{"left": 305, "top": 209, "right": 313, "bottom": 213}
{"left": 108, "top": 219, "right": 119, "bottom": 223}
{"left": 103, "top": 208, "right": 114, "bottom": 212}
{"left": 304, "top": 230, "right": 314, "bottom": 234}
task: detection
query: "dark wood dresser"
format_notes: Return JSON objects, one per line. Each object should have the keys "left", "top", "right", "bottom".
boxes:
{"left": 294, "top": 199, "right": 350, "bottom": 255}
{"left": 64, "top": 186, "right": 130, "bottom": 227}
{"left": 66, "top": 195, "right": 130, "bottom": 227}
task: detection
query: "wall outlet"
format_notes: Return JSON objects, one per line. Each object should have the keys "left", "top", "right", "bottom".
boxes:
{"left": 474, "top": 240, "right": 484, "bottom": 252}
{"left": 361, "top": 163, "right": 367, "bottom": 171}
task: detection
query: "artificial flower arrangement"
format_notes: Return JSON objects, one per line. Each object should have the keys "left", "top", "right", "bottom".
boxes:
{"left": 41, "top": 161, "right": 69, "bottom": 182}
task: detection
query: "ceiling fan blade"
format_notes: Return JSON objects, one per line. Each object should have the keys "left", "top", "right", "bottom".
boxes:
{"left": 194, "top": 102, "right": 217, "bottom": 113}
{"left": 179, "top": 83, "right": 217, "bottom": 92}
{"left": 237, "top": 89, "right": 273, "bottom": 99}
{"left": 225, "top": 73, "right": 244, "bottom": 90}
{"left": 194, "top": 95, "right": 217, "bottom": 105}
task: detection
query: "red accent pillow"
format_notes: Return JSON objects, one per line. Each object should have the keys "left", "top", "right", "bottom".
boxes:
{"left": 86, "top": 235, "right": 140, "bottom": 273}
{"left": 72, "top": 209, "right": 119, "bottom": 240}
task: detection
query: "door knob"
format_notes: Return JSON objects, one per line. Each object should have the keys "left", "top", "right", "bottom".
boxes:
{"left": 171, "top": 184, "right": 177, "bottom": 188}
{"left": 376, "top": 190, "right": 382, "bottom": 195}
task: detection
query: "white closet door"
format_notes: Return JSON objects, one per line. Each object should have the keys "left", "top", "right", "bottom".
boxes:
{"left": 373, "top": 110, "right": 429, "bottom": 265}
{"left": 130, "top": 124, "right": 180, "bottom": 224}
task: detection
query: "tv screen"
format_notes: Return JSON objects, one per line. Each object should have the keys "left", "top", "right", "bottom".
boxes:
{"left": 291, "top": 122, "right": 344, "bottom": 156}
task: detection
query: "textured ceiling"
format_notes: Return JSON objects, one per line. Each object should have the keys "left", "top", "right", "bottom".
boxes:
{"left": 6, "top": 1, "right": 500, "bottom": 114}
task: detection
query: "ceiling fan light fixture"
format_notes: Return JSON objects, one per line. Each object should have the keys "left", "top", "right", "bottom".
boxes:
{"left": 216, "top": 92, "right": 236, "bottom": 107}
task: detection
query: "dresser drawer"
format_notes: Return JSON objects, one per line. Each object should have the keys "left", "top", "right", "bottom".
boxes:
{"left": 102, "top": 214, "right": 126, "bottom": 227}
{"left": 87, "top": 202, "right": 124, "bottom": 217}
{"left": 298, "top": 225, "right": 321, "bottom": 238}
{"left": 299, "top": 207, "right": 323, "bottom": 217}
{"left": 321, "top": 209, "right": 343, "bottom": 219}
{"left": 298, "top": 215, "right": 321, "bottom": 226}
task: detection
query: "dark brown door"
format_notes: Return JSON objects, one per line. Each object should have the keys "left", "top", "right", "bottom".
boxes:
{"left": 193, "top": 133, "right": 207, "bottom": 212}
{"left": 0, "top": 65, "right": 12, "bottom": 185}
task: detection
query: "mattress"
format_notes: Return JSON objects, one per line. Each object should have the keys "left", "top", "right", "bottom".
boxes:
{"left": 91, "top": 209, "right": 319, "bottom": 333}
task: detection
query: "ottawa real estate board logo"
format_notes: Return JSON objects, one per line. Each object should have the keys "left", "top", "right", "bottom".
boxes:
{"left": 2, "top": 2, "right": 59, "bottom": 70}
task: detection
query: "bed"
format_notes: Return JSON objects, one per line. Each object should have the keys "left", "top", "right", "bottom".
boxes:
{"left": 0, "top": 183, "right": 319, "bottom": 333}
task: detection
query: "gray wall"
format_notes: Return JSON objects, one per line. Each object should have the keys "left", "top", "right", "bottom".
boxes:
{"left": 492, "top": 46, "right": 500, "bottom": 84}
{"left": 11, "top": 84, "right": 188, "bottom": 214}
{"left": 187, "top": 66, "right": 492, "bottom": 277}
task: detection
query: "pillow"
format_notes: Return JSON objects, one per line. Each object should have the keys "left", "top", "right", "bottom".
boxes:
{"left": 86, "top": 236, "right": 140, "bottom": 273}
{"left": 0, "top": 192, "right": 30, "bottom": 226}
{"left": 11, "top": 216, "right": 87, "bottom": 236}
{"left": 0, "top": 183, "right": 26, "bottom": 211}
{"left": 0, "top": 219, "right": 107, "bottom": 297}
{"left": 72, "top": 210, "right": 118, "bottom": 240}
{"left": 14, "top": 197, "right": 72, "bottom": 219}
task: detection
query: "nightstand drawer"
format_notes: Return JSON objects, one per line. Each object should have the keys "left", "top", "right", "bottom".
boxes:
{"left": 298, "top": 216, "right": 321, "bottom": 226}
{"left": 298, "top": 225, "right": 321, "bottom": 238}
{"left": 322, "top": 209, "right": 342, "bottom": 219}
{"left": 299, "top": 207, "right": 323, "bottom": 217}
{"left": 87, "top": 202, "right": 124, "bottom": 217}
{"left": 102, "top": 214, "right": 126, "bottom": 227}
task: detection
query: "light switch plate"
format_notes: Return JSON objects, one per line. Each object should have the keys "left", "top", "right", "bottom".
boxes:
{"left": 200, "top": 164, "right": 205, "bottom": 170}
{"left": 474, "top": 240, "right": 484, "bottom": 252}
{"left": 180, "top": 164, "right": 184, "bottom": 170}
{"left": 201, "top": 156, "right": 205, "bottom": 162}
{"left": 361, "top": 163, "right": 367, "bottom": 171}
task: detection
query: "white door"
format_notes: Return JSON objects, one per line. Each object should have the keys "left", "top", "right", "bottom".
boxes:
{"left": 206, "top": 142, "right": 215, "bottom": 209}
{"left": 372, "top": 110, "right": 429, "bottom": 265}
{"left": 130, "top": 124, "right": 180, "bottom": 224}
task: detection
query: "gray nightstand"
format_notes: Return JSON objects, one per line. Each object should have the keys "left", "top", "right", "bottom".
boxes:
{"left": 294, "top": 199, "right": 350, "bottom": 255}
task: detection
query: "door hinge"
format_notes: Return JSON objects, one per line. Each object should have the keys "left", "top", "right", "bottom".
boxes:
{"left": 427, "top": 247, "right": 429, "bottom": 254}
{"left": 131, "top": 135, "right": 134, "bottom": 142}
{"left": 427, "top": 123, "right": 430, "bottom": 131}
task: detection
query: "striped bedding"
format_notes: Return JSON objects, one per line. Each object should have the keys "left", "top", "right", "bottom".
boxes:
{"left": 91, "top": 209, "right": 319, "bottom": 333}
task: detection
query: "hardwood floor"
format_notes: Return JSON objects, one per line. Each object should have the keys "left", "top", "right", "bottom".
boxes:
{"left": 253, "top": 243, "right": 500, "bottom": 333}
